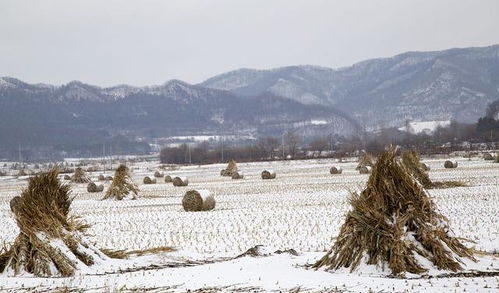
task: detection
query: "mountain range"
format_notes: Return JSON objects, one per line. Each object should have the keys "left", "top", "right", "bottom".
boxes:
{"left": 1, "top": 44, "right": 498, "bottom": 157}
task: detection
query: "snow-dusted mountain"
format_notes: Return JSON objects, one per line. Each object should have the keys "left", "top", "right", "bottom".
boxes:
{"left": 201, "top": 45, "right": 499, "bottom": 129}
{"left": 0, "top": 78, "right": 359, "bottom": 151}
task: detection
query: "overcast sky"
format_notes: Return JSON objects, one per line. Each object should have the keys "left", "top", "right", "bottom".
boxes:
{"left": 1, "top": 0, "right": 498, "bottom": 87}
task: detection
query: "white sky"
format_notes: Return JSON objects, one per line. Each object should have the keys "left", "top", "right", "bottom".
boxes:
{"left": 1, "top": 0, "right": 498, "bottom": 87}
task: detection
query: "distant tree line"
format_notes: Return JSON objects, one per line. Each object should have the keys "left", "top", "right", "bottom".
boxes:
{"left": 161, "top": 99, "right": 499, "bottom": 164}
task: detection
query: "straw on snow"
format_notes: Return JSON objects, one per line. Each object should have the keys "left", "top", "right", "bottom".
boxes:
{"left": 356, "top": 153, "right": 375, "bottom": 170}
{"left": 172, "top": 176, "right": 189, "bottom": 187}
{"left": 103, "top": 164, "right": 138, "bottom": 200}
{"left": 70, "top": 167, "right": 91, "bottom": 183}
{"left": 0, "top": 169, "right": 109, "bottom": 277}
{"left": 182, "top": 190, "right": 215, "bottom": 212}
{"left": 221, "top": 159, "right": 238, "bottom": 177}
{"left": 314, "top": 147, "right": 475, "bottom": 276}
{"left": 261, "top": 170, "right": 276, "bottom": 180}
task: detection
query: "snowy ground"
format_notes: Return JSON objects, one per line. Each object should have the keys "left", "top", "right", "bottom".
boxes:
{"left": 0, "top": 156, "right": 498, "bottom": 292}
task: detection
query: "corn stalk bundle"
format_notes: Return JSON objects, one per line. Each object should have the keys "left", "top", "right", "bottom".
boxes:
{"left": 314, "top": 147, "right": 475, "bottom": 276}
{"left": 261, "top": 170, "right": 276, "bottom": 180}
{"left": 358, "top": 166, "right": 372, "bottom": 174}
{"left": 103, "top": 164, "right": 138, "bottom": 200}
{"left": 356, "top": 153, "right": 375, "bottom": 170}
{"left": 401, "top": 150, "right": 432, "bottom": 188}
{"left": 0, "top": 169, "right": 109, "bottom": 277}
{"left": 143, "top": 176, "right": 157, "bottom": 184}
{"left": 17, "top": 169, "right": 27, "bottom": 177}
{"left": 444, "top": 160, "right": 458, "bottom": 169}
{"left": 164, "top": 175, "right": 173, "bottom": 183}
{"left": 70, "top": 167, "right": 91, "bottom": 183}
{"left": 330, "top": 167, "right": 342, "bottom": 174}
{"left": 231, "top": 171, "right": 244, "bottom": 179}
{"left": 87, "top": 182, "right": 104, "bottom": 193}
{"left": 221, "top": 159, "right": 238, "bottom": 177}
{"left": 182, "top": 190, "right": 215, "bottom": 211}
{"left": 172, "top": 176, "right": 189, "bottom": 187}
{"left": 483, "top": 153, "right": 494, "bottom": 161}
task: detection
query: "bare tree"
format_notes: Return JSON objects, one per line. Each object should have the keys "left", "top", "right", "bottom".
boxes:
{"left": 285, "top": 131, "right": 301, "bottom": 158}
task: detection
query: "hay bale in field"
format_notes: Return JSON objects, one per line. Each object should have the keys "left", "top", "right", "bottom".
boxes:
{"left": 154, "top": 171, "right": 164, "bottom": 178}
{"left": 87, "top": 182, "right": 104, "bottom": 193}
{"left": 164, "top": 175, "right": 173, "bottom": 183}
{"left": 356, "top": 153, "right": 374, "bottom": 170}
{"left": 103, "top": 164, "right": 138, "bottom": 200}
{"left": 70, "top": 167, "right": 91, "bottom": 183}
{"left": 401, "top": 150, "right": 432, "bottom": 188}
{"left": 358, "top": 166, "right": 372, "bottom": 174}
{"left": 106, "top": 176, "right": 113, "bottom": 181}
{"left": 143, "top": 176, "right": 156, "bottom": 184}
{"left": 182, "top": 190, "right": 215, "bottom": 211}
{"left": 261, "top": 170, "right": 276, "bottom": 179}
{"left": 483, "top": 153, "right": 494, "bottom": 160}
{"left": 63, "top": 174, "right": 71, "bottom": 180}
{"left": 0, "top": 169, "right": 111, "bottom": 277}
{"left": 221, "top": 159, "right": 238, "bottom": 177}
{"left": 17, "top": 169, "right": 27, "bottom": 176}
{"left": 329, "top": 166, "right": 342, "bottom": 174}
{"left": 172, "top": 176, "right": 189, "bottom": 187}
{"left": 313, "top": 147, "right": 475, "bottom": 276}
{"left": 495, "top": 155, "right": 499, "bottom": 163}
{"left": 231, "top": 171, "right": 244, "bottom": 179}
{"left": 98, "top": 174, "right": 106, "bottom": 181}
{"left": 420, "top": 163, "right": 430, "bottom": 171}
{"left": 444, "top": 160, "right": 458, "bottom": 168}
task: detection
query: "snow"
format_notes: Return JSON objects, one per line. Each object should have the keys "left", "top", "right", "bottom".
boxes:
{"left": 399, "top": 120, "right": 451, "bottom": 135}
{"left": 0, "top": 157, "right": 498, "bottom": 291}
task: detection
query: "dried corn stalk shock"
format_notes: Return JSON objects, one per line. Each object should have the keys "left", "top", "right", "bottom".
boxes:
{"left": 220, "top": 159, "right": 238, "bottom": 177}
{"left": 103, "top": 164, "right": 139, "bottom": 200}
{"left": 0, "top": 169, "right": 110, "bottom": 277}
{"left": 314, "top": 147, "right": 475, "bottom": 276}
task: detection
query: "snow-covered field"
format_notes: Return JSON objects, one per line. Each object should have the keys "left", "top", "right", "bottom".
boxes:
{"left": 0, "top": 157, "right": 498, "bottom": 292}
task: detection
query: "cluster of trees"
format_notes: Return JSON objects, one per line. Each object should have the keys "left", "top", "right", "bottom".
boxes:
{"left": 161, "top": 99, "right": 499, "bottom": 164}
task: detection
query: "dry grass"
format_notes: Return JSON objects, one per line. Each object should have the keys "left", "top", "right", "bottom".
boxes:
{"left": 70, "top": 167, "right": 91, "bottom": 183}
{"left": 314, "top": 147, "right": 475, "bottom": 276}
{"left": 402, "top": 150, "right": 467, "bottom": 189}
{"left": 0, "top": 169, "right": 107, "bottom": 276}
{"left": 221, "top": 159, "right": 238, "bottom": 177}
{"left": 103, "top": 165, "right": 139, "bottom": 200}
{"left": 356, "top": 153, "right": 374, "bottom": 170}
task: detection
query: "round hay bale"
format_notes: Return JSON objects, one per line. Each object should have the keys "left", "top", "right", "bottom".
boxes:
{"left": 143, "top": 176, "right": 156, "bottom": 184}
{"left": 261, "top": 170, "right": 276, "bottom": 180}
{"left": 420, "top": 163, "right": 430, "bottom": 171}
{"left": 330, "top": 166, "right": 342, "bottom": 174}
{"left": 231, "top": 171, "right": 244, "bottom": 179}
{"left": 359, "top": 166, "right": 372, "bottom": 174}
{"left": 154, "top": 171, "right": 164, "bottom": 178}
{"left": 63, "top": 175, "right": 71, "bottom": 180}
{"left": 164, "top": 175, "right": 173, "bottom": 183}
{"left": 106, "top": 176, "right": 113, "bottom": 181}
{"left": 483, "top": 153, "right": 494, "bottom": 161}
{"left": 87, "top": 182, "right": 104, "bottom": 193}
{"left": 444, "top": 160, "right": 458, "bottom": 169}
{"left": 98, "top": 174, "right": 105, "bottom": 181}
{"left": 173, "top": 176, "right": 189, "bottom": 187}
{"left": 182, "top": 190, "right": 215, "bottom": 212}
